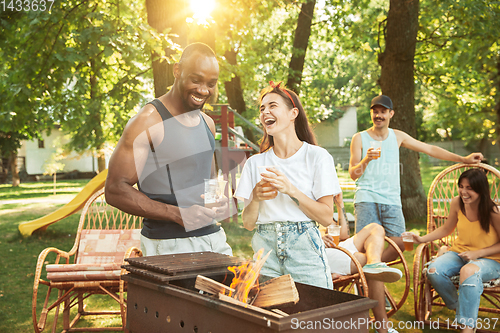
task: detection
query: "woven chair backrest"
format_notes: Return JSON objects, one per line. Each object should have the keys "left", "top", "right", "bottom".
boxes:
{"left": 73, "top": 187, "right": 143, "bottom": 264}
{"left": 426, "top": 163, "right": 500, "bottom": 249}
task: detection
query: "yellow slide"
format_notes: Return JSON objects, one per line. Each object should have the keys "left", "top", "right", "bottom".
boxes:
{"left": 18, "top": 170, "right": 108, "bottom": 237}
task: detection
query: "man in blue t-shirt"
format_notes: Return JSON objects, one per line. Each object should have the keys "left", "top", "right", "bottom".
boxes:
{"left": 349, "top": 95, "right": 483, "bottom": 261}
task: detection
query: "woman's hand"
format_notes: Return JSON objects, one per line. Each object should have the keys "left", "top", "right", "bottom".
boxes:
{"left": 402, "top": 231, "right": 424, "bottom": 243}
{"left": 322, "top": 234, "right": 337, "bottom": 248}
{"left": 252, "top": 179, "right": 278, "bottom": 201}
{"left": 458, "top": 250, "right": 482, "bottom": 261}
{"left": 260, "top": 166, "right": 295, "bottom": 196}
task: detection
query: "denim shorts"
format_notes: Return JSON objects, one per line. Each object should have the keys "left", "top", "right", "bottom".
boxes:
{"left": 354, "top": 202, "right": 405, "bottom": 237}
{"left": 252, "top": 221, "right": 333, "bottom": 289}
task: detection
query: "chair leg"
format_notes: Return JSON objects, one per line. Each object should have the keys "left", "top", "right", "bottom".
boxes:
{"left": 51, "top": 290, "right": 64, "bottom": 333}
{"left": 63, "top": 295, "right": 71, "bottom": 331}
{"left": 383, "top": 237, "right": 410, "bottom": 318}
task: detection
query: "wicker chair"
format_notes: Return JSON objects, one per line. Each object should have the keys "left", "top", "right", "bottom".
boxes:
{"left": 331, "top": 236, "right": 410, "bottom": 320}
{"left": 32, "top": 187, "right": 143, "bottom": 333}
{"left": 413, "top": 163, "right": 500, "bottom": 332}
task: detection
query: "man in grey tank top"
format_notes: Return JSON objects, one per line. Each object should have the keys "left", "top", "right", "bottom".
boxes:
{"left": 105, "top": 43, "right": 232, "bottom": 257}
{"left": 349, "top": 95, "right": 483, "bottom": 261}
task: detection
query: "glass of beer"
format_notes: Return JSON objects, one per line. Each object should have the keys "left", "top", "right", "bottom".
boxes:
{"left": 402, "top": 232, "right": 414, "bottom": 251}
{"left": 258, "top": 165, "right": 278, "bottom": 199}
{"left": 370, "top": 140, "right": 382, "bottom": 159}
{"left": 327, "top": 224, "right": 341, "bottom": 246}
{"left": 204, "top": 179, "right": 227, "bottom": 208}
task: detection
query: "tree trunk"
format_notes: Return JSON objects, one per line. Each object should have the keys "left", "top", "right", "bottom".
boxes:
{"left": 53, "top": 173, "right": 57, "bottom": 195}
{"left": 97, "top": 153, "right": 106, "bottom": 173}
{"left": 146, "top": 0, "right": 188, "bottom": 97}
{"left": 378, "top": 0, "right": 425, "bottom": 223}
{"left": 90, "top": 59, "right": 106, "bottom": 173}
{"left": 223, "top": 49, "right": 255, "bottom": 144}
{"left": 495, "top": 57, "right": 500, "bottom": 158}
{"left": 10, "top": 151, "right": 20, "bottom": 187}
{"left": 286, "top": 0, "right": 316, "bottom": 94}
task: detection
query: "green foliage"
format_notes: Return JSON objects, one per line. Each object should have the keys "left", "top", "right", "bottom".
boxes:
{"left": 1, "top": 0, "right": 498, "bottom": 168}
{"left": 416, "top": 0, "right": 500, "bottom": 144}
{"left": 0, "top": 0, "right": 177, "bottom": 159}
{"left": 214, "top": 0, "right": 387, "bottom": 126}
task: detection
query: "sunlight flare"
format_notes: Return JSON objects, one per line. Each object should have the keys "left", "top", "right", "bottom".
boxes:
{"left": 190, "top": 0, "right": 216, "bottom": 24}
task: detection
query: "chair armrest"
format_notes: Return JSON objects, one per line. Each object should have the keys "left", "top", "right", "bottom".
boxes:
{"left": 36, "top": 247, "right": 71, "bottom": 268}
{"left": 34, "top": 247, "right": 71, "bottom": 287}
{"left": 124, "top": 246, "right": 142, "bottom": 260}
{"left": 120, "top": 247, "right": 142, "bottom": 276}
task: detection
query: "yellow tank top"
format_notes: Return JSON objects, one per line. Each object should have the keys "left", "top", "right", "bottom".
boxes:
{"left": 449, "top": 210, "right": 500, "bottom": 262}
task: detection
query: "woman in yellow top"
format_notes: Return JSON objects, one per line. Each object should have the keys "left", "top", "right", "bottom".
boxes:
{"left": 406, "top": 169, "right": 500, "bottom": 333}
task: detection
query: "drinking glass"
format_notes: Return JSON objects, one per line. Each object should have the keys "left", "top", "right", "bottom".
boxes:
{"left": 370, "top": 140, "right": 382, "bottom": 159}
{"left": 327, "top": 224, "right": 341, "bottom": 246}
{"left": 258, "top": 166, "right": 278, "bottom": 199}
{"left": 204, "top": 179, "right": 227, "bottom": 208}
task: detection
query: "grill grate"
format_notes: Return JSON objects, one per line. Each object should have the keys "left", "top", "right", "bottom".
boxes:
{"left": 124, "top": 252, "right": 244, "bottom": 283}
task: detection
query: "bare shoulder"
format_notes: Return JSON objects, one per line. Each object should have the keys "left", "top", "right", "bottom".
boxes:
{"left": 393, "top": 129, "right": 410, "bottom": 141}
{"left": 131, "top": 103, "right": 162, "bottom": 128}
{"left": 122, "top": 103, "right": 163, "bottom": 140}
{"left": 350, "top": 132, "right": 362, "bottom": 147}
{"left": 450, "top": 196, "right": 462, "bottom": 207}
{"left": 449, "top": 196, "right": 462, "bottom": 212}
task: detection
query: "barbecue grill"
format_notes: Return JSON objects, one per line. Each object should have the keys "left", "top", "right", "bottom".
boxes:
{"left": 123, "top": 252, "right": 377, "bottom": 333}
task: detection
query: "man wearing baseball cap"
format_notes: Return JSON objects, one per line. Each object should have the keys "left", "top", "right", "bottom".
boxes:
{"left": 348, "top": 94, "right": 484, "bottom": 261}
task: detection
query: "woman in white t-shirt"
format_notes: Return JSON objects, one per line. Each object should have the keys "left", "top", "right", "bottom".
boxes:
{"left": 234, "top": 81, "right": 341, "bottom": 289}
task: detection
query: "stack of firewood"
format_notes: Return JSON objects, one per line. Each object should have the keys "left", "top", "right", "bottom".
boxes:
{"left": 195, "top": 249, "right": 299, "bottom": 318}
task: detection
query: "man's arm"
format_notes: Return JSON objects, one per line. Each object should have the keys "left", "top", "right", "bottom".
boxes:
{"left": 348, "top": 133, "right": 379, "bottom": 181}
{"left": 105, "top": 108, "right": 183, "bottom": 223}
{"left": 396, "top": 130, "right": 483, "bottom": 164}
{"left": 105, "top": 107, "right": 215, "bottom": 227}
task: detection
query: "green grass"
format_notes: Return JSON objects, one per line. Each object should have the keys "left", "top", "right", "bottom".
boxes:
{"left": 0, "top": 180, "right": 88, "bottom": 200}
{"left": 2, "top": 163, "right": 496, "bottom": 333}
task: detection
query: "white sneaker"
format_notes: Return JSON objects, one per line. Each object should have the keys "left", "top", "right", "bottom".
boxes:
{"left": 362, "top": 262, "right": 403, "bottom": 282}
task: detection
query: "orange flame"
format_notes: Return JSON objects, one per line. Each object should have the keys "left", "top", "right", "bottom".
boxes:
{"left": 227, "top": 248, "right": 265, "bottom": 303}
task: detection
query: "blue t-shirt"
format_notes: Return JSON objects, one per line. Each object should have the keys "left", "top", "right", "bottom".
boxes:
{"left": 354, "top": 129, "right": 401, "bottom": 206}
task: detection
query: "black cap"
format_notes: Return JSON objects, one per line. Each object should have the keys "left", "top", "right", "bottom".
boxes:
{"left": 370, "top": 95, "right": 393, "bottom": 110}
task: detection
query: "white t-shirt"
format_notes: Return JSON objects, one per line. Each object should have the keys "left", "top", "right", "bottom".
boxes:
{"left": 234, "top": 142, "right": 341, "bottom": 224}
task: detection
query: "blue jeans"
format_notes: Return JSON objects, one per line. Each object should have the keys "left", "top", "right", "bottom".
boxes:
{"left": 252, "top": 221, "right": 333, "bottom": 289}
{"left": 354, "top": 202, "right": 405, "bottom": 237}
{"left": 427, "top": 251, "right": 500, "bottom": 328}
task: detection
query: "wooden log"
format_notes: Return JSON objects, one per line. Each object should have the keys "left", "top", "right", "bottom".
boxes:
{"left": 251, "top": 274, "right": 299, "bottom": 308}
{"left": 271, "top": 309, "right": 289, "bottom": 317}
{"left": 195, "top": 275, "right": 234, "bottom": 296}
{"left": 218, "top": 293, "right": 284, "bottom": 318}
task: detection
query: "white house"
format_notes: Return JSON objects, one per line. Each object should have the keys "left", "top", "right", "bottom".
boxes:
{"left": 314, "top": 106, "right": 357, "bottom": 148}
{"left": 18, "top": 127, "right": 109, "bottom": 176}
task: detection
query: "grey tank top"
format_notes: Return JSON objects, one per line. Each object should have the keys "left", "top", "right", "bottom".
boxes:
{"left": 138, "top": 99, "right": 219, "bottom": 239}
